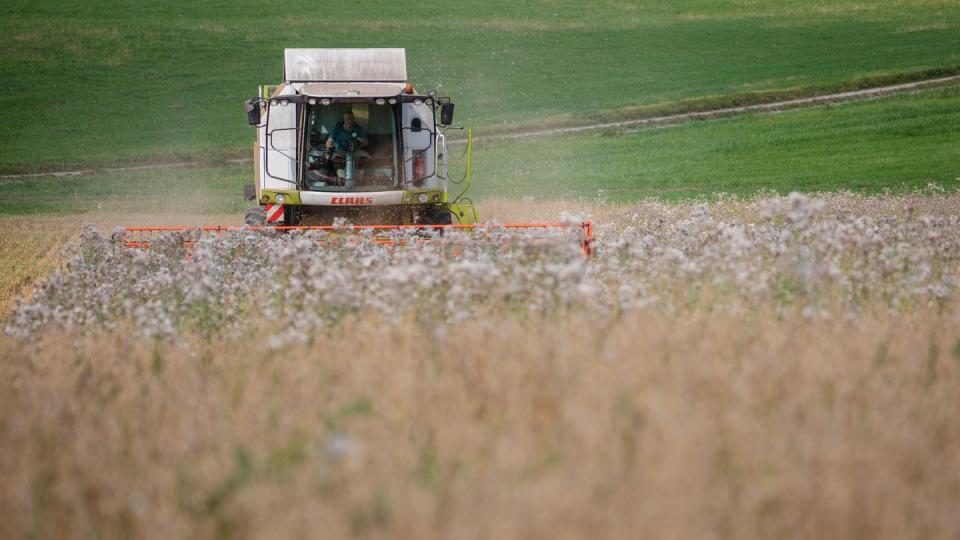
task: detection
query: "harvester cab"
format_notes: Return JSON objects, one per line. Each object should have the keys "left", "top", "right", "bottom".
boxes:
{"left": 243, "top": 48, "right": 477, "bottom": 226}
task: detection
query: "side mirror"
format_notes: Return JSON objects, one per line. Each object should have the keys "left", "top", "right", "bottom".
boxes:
{"left": 245, "top": 98, "right": 261, "bottom": 125}
{"left": 440, "top": 102, "right": 455, "bottom": 125}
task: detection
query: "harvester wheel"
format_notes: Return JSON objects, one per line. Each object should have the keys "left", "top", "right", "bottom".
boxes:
{"left": 415, "top": 207, "right": 453, "bottom": 226}
{"left": 433, "top": 209, "right": 454, "bottom": 225}
{"left": 244, "top": 207, "right": 267, "bottom": 226}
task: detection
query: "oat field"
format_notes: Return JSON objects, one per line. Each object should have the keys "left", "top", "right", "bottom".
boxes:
{"left": 2, "top": 192, "right": 959, "bottom": 539}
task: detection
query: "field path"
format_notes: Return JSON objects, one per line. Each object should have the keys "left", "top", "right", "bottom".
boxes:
{"left": 3, "top": 74, "right": 958, "bottom": 180}
{"left": 468, "top": 74, "right": 960, "bottom": 142}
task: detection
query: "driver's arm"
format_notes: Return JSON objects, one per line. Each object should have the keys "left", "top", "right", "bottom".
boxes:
{"left": 325, "top": 127, "right": 338, "bottom": 149}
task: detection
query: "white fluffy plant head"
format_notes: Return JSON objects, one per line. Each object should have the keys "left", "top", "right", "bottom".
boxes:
{"left": 7, "top": 194, "right": 960, "bottom": 341}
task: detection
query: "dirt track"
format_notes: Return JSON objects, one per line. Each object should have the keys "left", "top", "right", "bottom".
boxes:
{"left": 2, "top": 74, "right": 958, "bottom": 181}
{"left": 468, "top": 74, "right": 960, "bottom": 142}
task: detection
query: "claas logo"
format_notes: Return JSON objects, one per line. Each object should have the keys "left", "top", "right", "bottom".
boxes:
{"left": 331, "top": 196, "right": 374, "bottom": 205}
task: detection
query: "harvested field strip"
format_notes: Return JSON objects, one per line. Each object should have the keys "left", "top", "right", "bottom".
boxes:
{"left": 0, "top": 218, "right": 75, "bottom": 315}
{"left": 0, "top": 214, "right": 238, "bottom": 316}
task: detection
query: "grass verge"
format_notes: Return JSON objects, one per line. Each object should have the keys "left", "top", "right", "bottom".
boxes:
{"left": 470, "top": 85, "right": 960, "bottom": 201}
{"left": 2, "top": 85, "right": 958, "bottom": 216}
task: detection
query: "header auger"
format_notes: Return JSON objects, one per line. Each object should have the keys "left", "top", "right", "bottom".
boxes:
{"left": 116, "top": 222, "right": 594, "bottom": 257}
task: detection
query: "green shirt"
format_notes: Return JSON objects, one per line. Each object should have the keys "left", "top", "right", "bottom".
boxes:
{"left": 328, "top": 121, "right": 366, "bottom": 150}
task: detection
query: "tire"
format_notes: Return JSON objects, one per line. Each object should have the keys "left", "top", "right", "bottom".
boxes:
{"left": 283, "top": 206, "right": 302, "bottom": 226}
{"left": 432, "top": 209, "right": 453, "bottom": 225}
{"left": 413, "top": 210, "right": 431, "bottom": 226}
{"left": 244, "top": 207, "right": 266, "bottom": 226}
{"left": 415, "top": 207, "right": 454, "bottom": 226}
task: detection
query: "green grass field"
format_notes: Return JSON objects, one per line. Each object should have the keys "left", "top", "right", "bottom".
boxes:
{"left": 470, "top": 85, "right": 960, "bottom": 201}
{"left": 2, "top": 0, "right": 959, "bottom": 172}
{"left": 0, "top": 166, "right": 249, "bottom": 215}
{"left": 3, "top": 84, "right": 957, "bottom": 215}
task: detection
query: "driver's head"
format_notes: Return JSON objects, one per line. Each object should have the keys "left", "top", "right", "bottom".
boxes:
{"left": 342, "top": 111, "right": 355, "bottom": 128}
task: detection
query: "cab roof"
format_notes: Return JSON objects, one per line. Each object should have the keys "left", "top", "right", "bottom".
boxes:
{"left": 284, "top": 48, "right": 407, "bottom": 83}
{"left": 297, "top": 82, "right": 406, "bottom": 98}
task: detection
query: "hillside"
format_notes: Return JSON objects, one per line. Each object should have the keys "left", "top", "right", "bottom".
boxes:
{"left": 2, "top": 0, "right": 958, "bottom": 172}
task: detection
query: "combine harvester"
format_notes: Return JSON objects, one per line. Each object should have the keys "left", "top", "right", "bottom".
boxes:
{"left": 118, "top": 49, "right": 592, "bottom": 256}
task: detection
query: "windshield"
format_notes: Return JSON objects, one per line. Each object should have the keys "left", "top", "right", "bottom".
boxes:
{"left": 304, "top": 102, "right": 398, "bottom": 192}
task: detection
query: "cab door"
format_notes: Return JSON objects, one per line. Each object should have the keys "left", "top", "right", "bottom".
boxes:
{"left": 400, "top": 100, "right": 436, "bottom": 188}
{"left": 261, "top": 90, "right": 301, "bottom": 191}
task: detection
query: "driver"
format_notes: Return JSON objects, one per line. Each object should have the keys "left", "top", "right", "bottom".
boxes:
{"left": 326, "top": 111, "right": 370, "bottom": 171}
